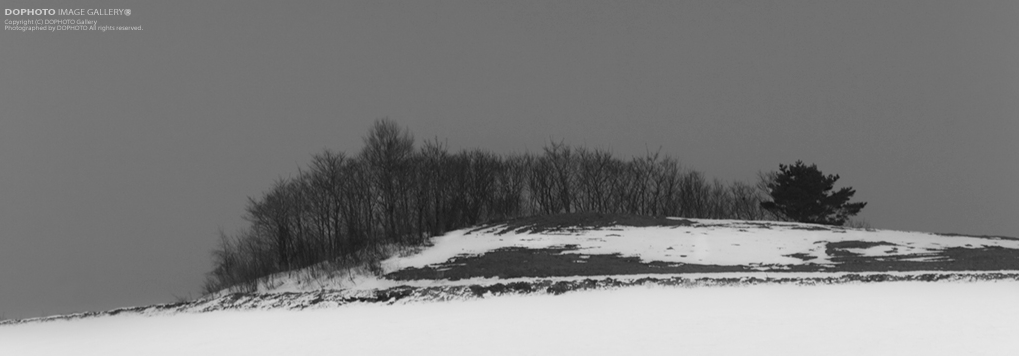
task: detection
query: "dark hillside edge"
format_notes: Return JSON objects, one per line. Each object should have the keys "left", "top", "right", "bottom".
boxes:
{"left": 7, "top": 272, "right": 1019, "bottom": 326}
{"left": 935, "top": 232, "right": 1019, "bottom": 241}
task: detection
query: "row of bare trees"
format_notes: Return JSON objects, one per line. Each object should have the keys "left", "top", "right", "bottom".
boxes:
{"left": 203, "top": 119, "right": 780, "bottom": 293}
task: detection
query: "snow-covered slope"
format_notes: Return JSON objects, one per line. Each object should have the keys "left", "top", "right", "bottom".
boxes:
{"left": 394, "top": 219, "right": 1018, "bottom": 268}
{"left": 252, "top": 218, "right": 1019, "bottom": 294}
{"left": 5, "top": 217, "right": 1019, "bottom": 354}
{"left": 4, "top": 282, "right": 1018, "bottom": 356}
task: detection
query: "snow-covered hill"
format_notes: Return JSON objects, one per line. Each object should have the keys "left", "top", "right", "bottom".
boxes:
{"left": 247, "top": 217, "right": 1019, "bottom": 294}
{"left": 4, "top": 217, "right": 1019, "bottom": 355}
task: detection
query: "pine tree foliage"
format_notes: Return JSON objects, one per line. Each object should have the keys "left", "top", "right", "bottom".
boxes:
{"left": 760, "top": 161, "right": 867, "bottom": 226}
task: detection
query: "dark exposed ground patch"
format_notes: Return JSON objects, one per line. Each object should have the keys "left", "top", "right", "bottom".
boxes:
{"left": 469, "top": 213, "right": 695, "bottom": 235}
{"left": 785, "top": 253, "right": 817, "bottom": 261}
{"left": 825, "top": 240, "right": 898, "bottom": 257}
{"left": 736, "top": 222, "right": 776, "bottom": 229}
{"left": 386, "top": 242, "right": 1019, "bottom": 280}
{"left": 824, "top": 246, "right": 1019, "bottom": 272}
{"left": 386, "top": 246, "right": 746, "bottom": 280}
{"left": 749, "top": 246, "right": 1019, "bottom": 273}
{"left": 789, "top": 225, "right": 833, "bottom": 231}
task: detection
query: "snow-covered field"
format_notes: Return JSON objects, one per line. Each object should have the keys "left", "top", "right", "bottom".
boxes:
{"left": 6, "top": 218, "right": 1018, "bottom": 354}
{"left": 4, "top": 281, "right": 1017, "bottom": 355}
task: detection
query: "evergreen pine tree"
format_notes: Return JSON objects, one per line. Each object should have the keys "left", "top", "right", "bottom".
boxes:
{"left": 760, "top": 161, "right": 867, "bottom": 225}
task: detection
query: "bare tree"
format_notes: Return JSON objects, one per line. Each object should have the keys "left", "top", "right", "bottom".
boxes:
{"left": 204, "top": 123, "right": 796, "bottom": 293}
{"left": 360, "top": 118, "right": 415, "bottom": 243}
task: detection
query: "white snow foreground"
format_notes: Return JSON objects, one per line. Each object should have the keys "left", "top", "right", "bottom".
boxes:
{"left": 4, "top": 282, "right": 1018, "bottom": 356}
{"left": 247, "top": 218, "right": 1019, "bottom": 294}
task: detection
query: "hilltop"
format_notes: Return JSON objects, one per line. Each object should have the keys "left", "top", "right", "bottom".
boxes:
{"left": 135, "top": 213, "right": 1019, "bottom": 314}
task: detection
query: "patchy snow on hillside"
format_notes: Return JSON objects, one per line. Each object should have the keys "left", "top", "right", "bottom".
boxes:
{"left": 242, "top": 219, "right": 1019, "bottom": 294}
{"left": 4, "top": 281, "right": 1017, "bottom": 355}
{"left": 6, "top": 218, "right": 1018, "bottom": 354}
{"left": 390, "top": 219, "right": 1019, "bottom": 270}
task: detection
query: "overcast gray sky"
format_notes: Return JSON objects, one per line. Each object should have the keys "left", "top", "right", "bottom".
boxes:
{"left": 2, "top": 0, "right": 1017, "bottom": 319}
